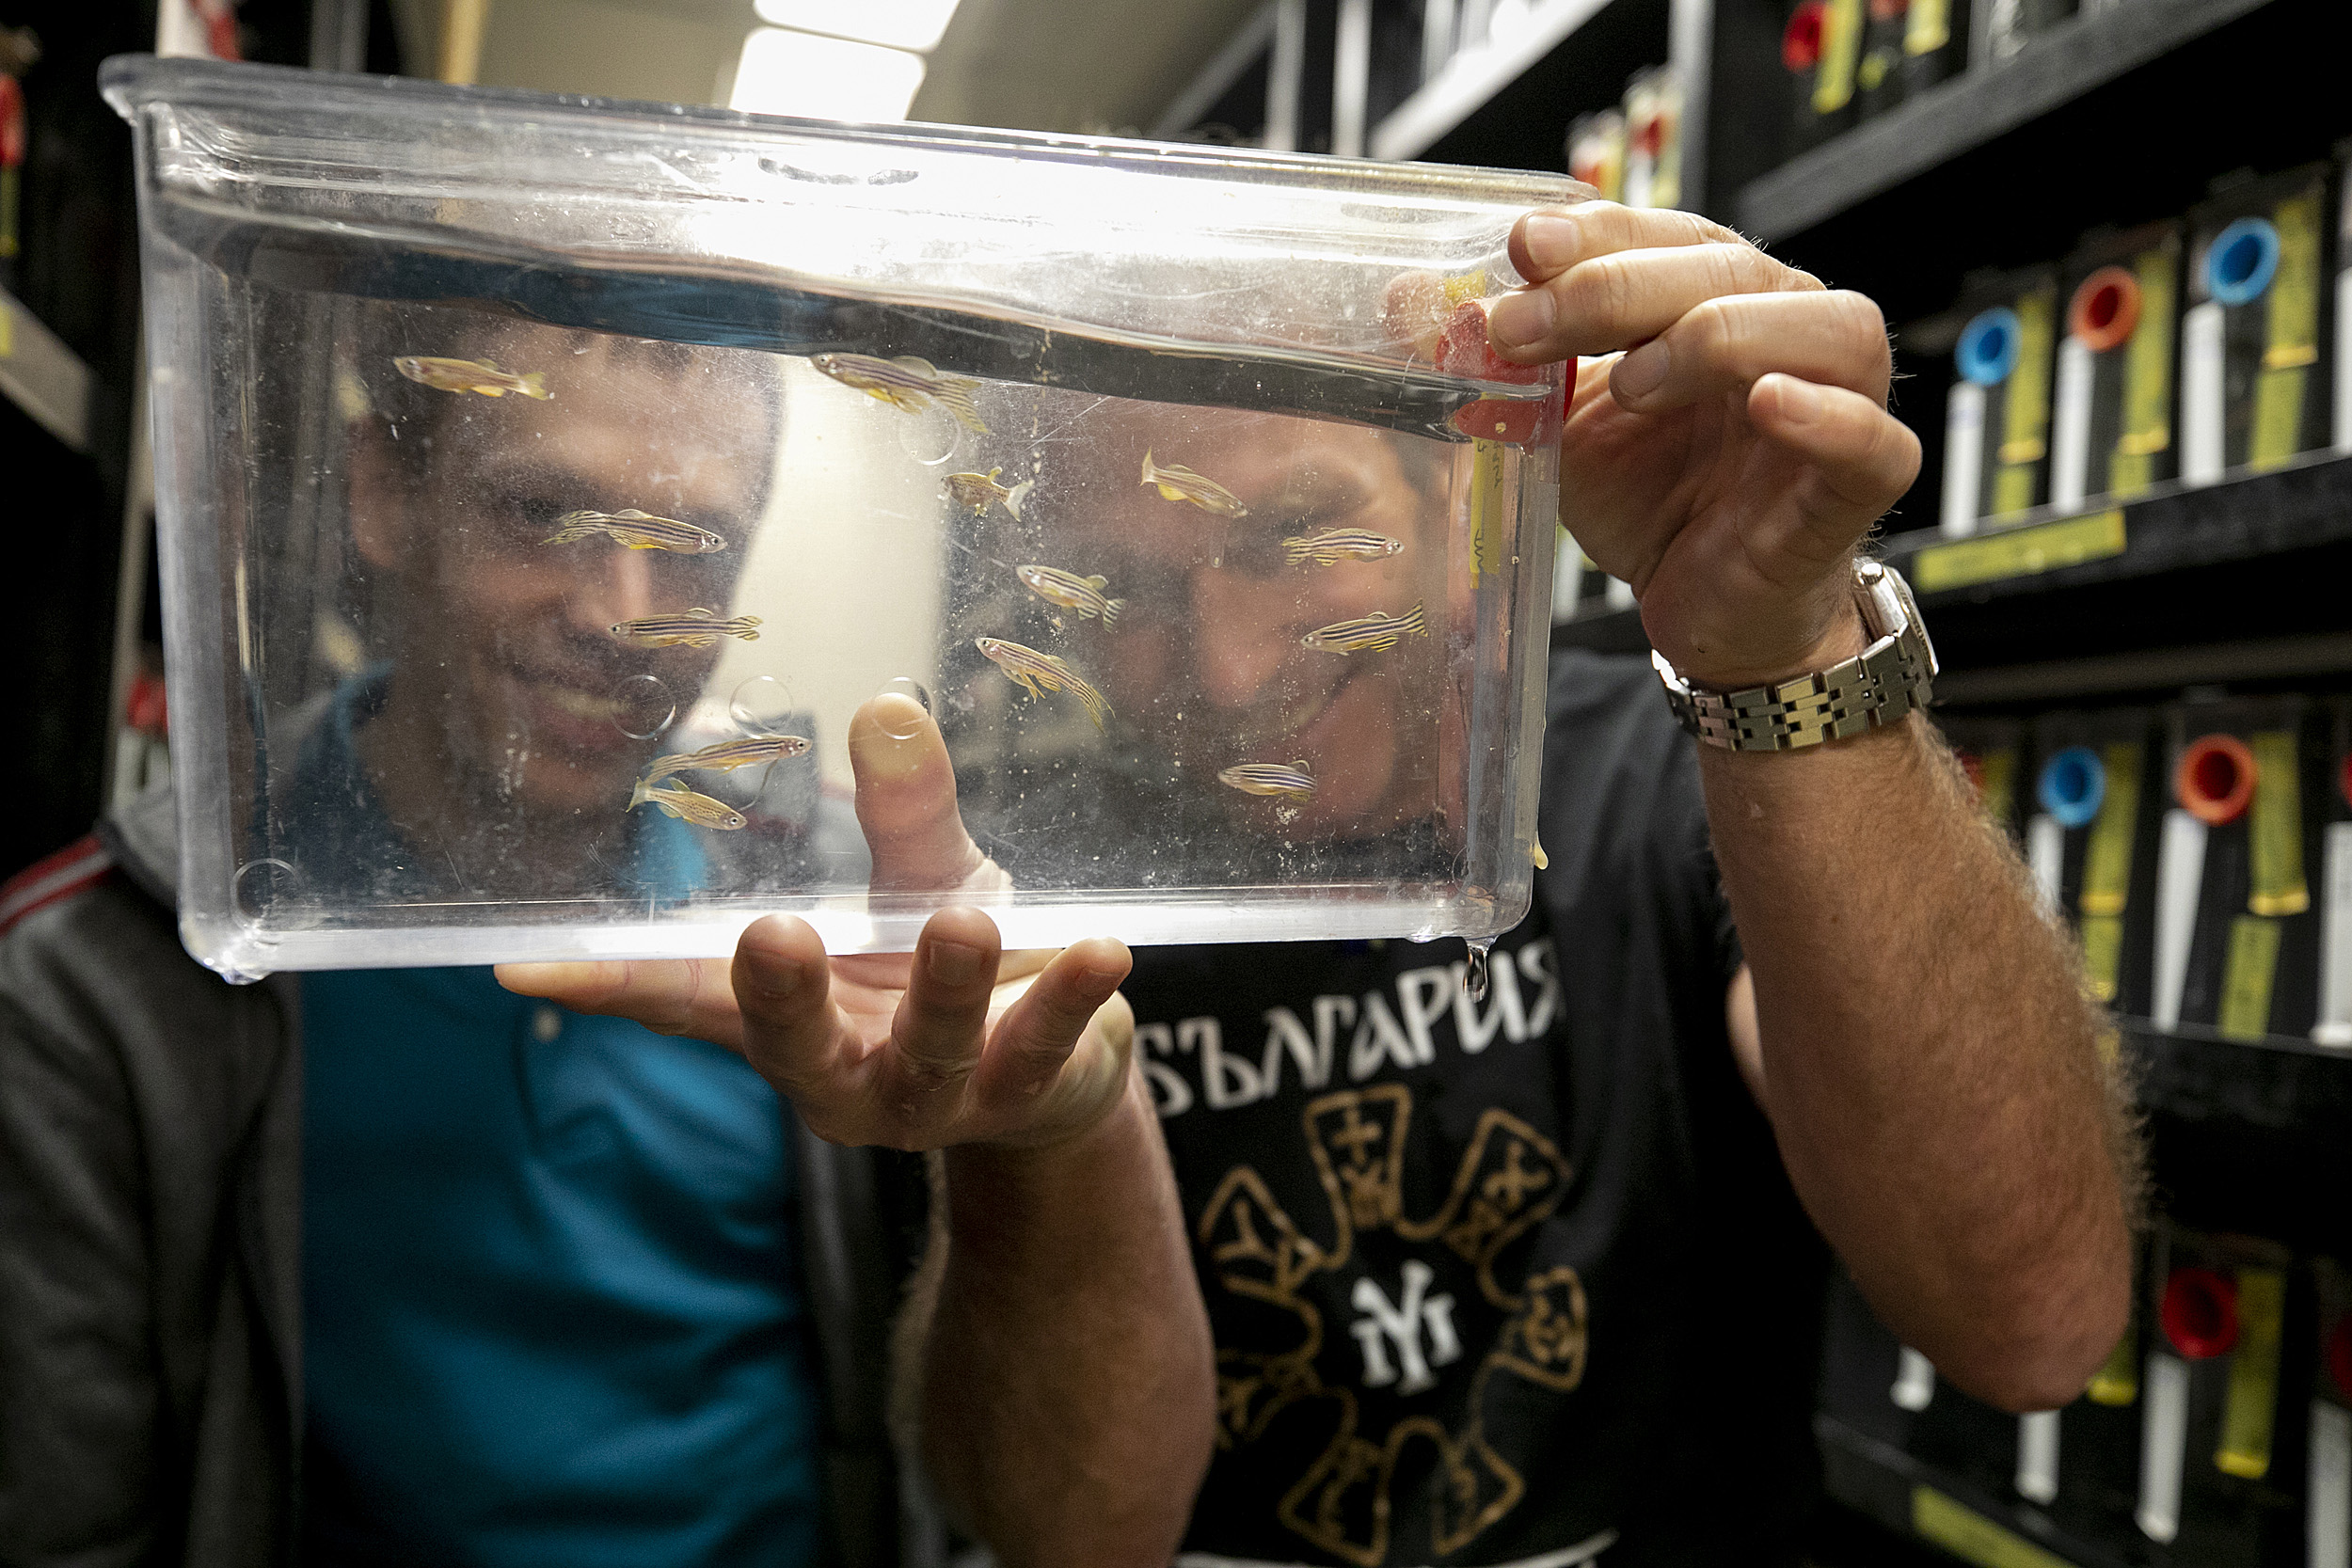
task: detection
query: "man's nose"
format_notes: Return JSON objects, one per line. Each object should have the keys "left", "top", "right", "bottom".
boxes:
{"left": 1188, "top": 568, "right": 1293, "bottom": 708}
{"left": 568, "top": 546, "right": 658, "bottom": 632}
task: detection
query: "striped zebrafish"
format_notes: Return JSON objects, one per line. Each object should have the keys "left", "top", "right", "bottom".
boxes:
{"left": 946, "top": 467, "right": 1035, "bottom": 519}
{"left": 811, "top": 353, "right": 989, "bottom": 434}
{"left": 1016, "top": 564, "right": 1124, "bottom": 626}
{"left": 1139, "top": 451, "right": 1248, "bottom": 517}
{"left": 644, "top": 733, "right": 810, "bottom": 780}
{"left": 544, "top": 508, "right": 727, "bottom": 554}
{"left": 1281, "top": 528, "right": 1405, "bottom": 566}
{"left": 609, "top": 608, "right": 763, "bottom": 648}
{"left": 628, "top": 777, "right": 748, "bottom": 831}
{"left": 1218, "top": 760, "right": 1316, "bottom": 800}
{"left": 975, "top": 637, "right": 1111, "bottom": 731}
{"left": 391, "top": 355, "right": 551, "bottom": 400}
{"left": 1300, "top": 603, "right": 1427, "bottom": 655}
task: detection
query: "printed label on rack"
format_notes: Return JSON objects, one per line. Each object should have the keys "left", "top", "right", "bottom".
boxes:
{"left": 1912, "top": 509, "right": 2126, "bottom": 593}
{"left": 2049, "top": 335, "right": 2093, "bottom": 510}
{"left": 2219, "top": 915, "right": 2283, "bottom": 1041}
{"left": 1977, "top": 746, "right": 2018, "bottom": 831}
{"left": 2114, "top": 245, "right": 2178, "bottom": 498}
{"left": 1813, "top": 0, "right": 1863, "bottom": 112}
{"left": 1912, "top": 1486, "right": 2073, "bottom": 1568}
{"left": 2080, "top": 915, "right": 2124, "bottom": 1004}
{"left": 2249, "top": 730, "right": 2310, "bottom": 916}
{"left": 2252, "top": 190, "right": 2323, "bottom": 472}
{"left": 2080, "top": 740, "right": 2143, "bottom": 916}
{"left": 1905, "top": 0, "right": 1950, "bottom": 53}
{"left": 2181, "top": 301, "right": 2226, "bottom": 483}
{"left": 2088, "top": 1321, "right": 2139, "bottom": 1406}
{"left": 1941, "top": 381, "right": 1987, "bottom": 534}
{"left": 2320, "top": 822, "right": 2352, "bottom": 1047}
{"left": 2217, "top": 1266, "right": 2285, "bottom": 1480}
{"left": 0, "top": 300, "right": 12, "bottom": 359}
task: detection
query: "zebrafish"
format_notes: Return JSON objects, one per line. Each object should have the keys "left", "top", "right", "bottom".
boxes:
{"left": 946, "top": 467, "right": 1035, "bottom": 519}
{"left": 609, "top": 609, "right": 763, "bottom": 648}
{"left": 1139, "top": 451, "right": 1248, "bottom": 517}
{"left": 1281, "top": 528, "right": 1405, "bottom": 566}
{"left": 1016, "top": 564, "right": 1124, "bottom": 626}
{"left": 1218, "top": 760, "right": 1316, "bottom": 800}
{"left": 543, "top": 509, "right": 728, "bottom": 554}
{"left": 644, "top": 733, "right": 811, "bottom": 780}
{"left": 628, "top": 777, "right": 748, "bottom": 830}
{"left": 974, "top": 637, "right": 1111, "bottom": 731}
{"left": 1300, "top": 603, "right": 1427, "bottom": 655}
{"left": 811, "top": 352, "right": 988, "bottom": 434}
{"left": 392, "top": 356, "right": 551, "bottom": 400}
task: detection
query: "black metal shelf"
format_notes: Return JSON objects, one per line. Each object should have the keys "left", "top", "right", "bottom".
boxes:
{"left": 1550, "top": 452, "right": 2352, "bottom": 696}
{"left": 1818, "top": 1412, "right": 2143, "bottom": 1568}
{"left": 1737, "top": 0, "right": 2271, "bottom": 245}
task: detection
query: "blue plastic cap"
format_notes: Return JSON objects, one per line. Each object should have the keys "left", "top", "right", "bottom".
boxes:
{"left": 2037, "top": 746, "right": 2106, "bottom": 829}
{"left": 2205, "top": 217, "right": 2280, "bottom": 308}
{"left": 1955, "top": 307, "right": 2022, "bottom": 387}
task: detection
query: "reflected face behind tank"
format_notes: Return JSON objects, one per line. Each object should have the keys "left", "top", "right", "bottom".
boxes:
{"left": 348, "top": 321, "right": 775, "bottom": 826}
{"left": 1046, "top": 404, "right": 1463, "bottom": 840}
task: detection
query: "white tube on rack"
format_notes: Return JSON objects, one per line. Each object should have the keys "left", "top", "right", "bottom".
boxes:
{"left": 2028, "top": 814, "right": 2064, "bottom": 917}
{"left": 2316, "top": 822, "right": 2352, "bottom": 1049}
{"left": 2314, "top": 1401, "right": 2352, "bottom": 1568}
{"left": 2049, "top": 335, "right": 2093, "bottom": 512}
{"left": 2139, "top": 1351, "right": 2191, "bottom": 1544}
{"left": 2017, "top": 1409, "right": 2061, "bottom": 1503}
{"left": 2153, "top": 809, "right": 2209, "bottom": 1031}
{"left": 1892, "top": 1346, "right": 1936, "bottom": 1411}
{"left": 1941, "top": 381, "right": 1986, "bottom": 536}
{"left": 1604, "top": 576, "right": 1634, "bottom": 611}
{"left": 2181, "top": 301, "right": 2226, "bottom": 484}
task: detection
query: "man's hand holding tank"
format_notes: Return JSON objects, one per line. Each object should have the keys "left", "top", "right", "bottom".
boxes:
{"left": 1486, "top": 199, "right": 1923, "bottom": 690}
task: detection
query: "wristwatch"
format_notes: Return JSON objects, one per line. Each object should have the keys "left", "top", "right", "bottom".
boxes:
{"left": 1653, "top": 558, "right": 1938, "bottom": 752}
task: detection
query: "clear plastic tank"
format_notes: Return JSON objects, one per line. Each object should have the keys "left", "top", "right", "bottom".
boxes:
{"left": 103, "top": 55, "right": 1570, "bottom": 980}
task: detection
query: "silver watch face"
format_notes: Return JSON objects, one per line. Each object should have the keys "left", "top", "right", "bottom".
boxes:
{"left": 1883, "top": 564, "right": 1937, "bottom": 677}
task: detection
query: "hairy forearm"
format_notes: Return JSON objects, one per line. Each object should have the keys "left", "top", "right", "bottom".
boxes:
{"left": 1702, "top": 708, "right": 2137, "bottom": 1412}
{"left": 918, "top": 1072, "right": 1214, "bottom": 1565}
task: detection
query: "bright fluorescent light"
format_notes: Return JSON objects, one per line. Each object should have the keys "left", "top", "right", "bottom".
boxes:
{"left": 729, "top": 27, "right": 928, "bottom": 121}
{"left": 748, "top": 0, "right": 961, "bottom": 54}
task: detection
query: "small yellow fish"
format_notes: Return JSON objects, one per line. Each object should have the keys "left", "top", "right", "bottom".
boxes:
{"left": 628, "top": 776, "right": 748, "bottom": 831}
{"left": 975, "top": 636, "right": 1112, "bottom": 731}
{"left": 811, "top": 352, "right": 988, "bottom": 433}
{"left": 544, "top": 509, "right": 727, "bottom": 553}
{"left": 1016, "top": 564, "right": 1124, "bottom": 626}
{"left": 1139, "top": 451, "right": 1248, "bottom": 517}
{"left": 1282, "top": 528, "right": 1405, "bottom": 566}
{"left": 392, "top": 356, "right": 552, "bottom": 400}
{"left": 1219, "top": 760, "right": 1316, "bottom": 800}
{"left": 644, "top": 734, "right": 811, "bottom": 780}
{"left": 1300, "top": 604, "right": 1427, "bottom": 655}
{"left": 609, "top": 609, "right": 763, "bottom": 648}
{"left": 946, "top": 467, "right": 1035, "bottom": 519}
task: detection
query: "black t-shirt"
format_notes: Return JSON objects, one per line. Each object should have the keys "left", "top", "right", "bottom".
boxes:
{"left": 1123, "top": 650, "right": 1830, "bottom": 1568}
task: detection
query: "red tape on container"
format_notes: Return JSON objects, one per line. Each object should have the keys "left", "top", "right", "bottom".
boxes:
{"left": 1437, "top": 300, "right": 1548, "bottom": 445}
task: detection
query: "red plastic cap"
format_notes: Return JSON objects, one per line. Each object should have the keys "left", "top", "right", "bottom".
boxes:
{"left": 2162, "top": 1267, "right": 2240, "bottom": 1359}
{"left": 0, "top": 76, "right": 24, "bottom": 170}
{"left": 2174, "top": 734, "right": 2256, "bottom": 825}
{"left": 1783, "top": 2, "right": 1827, "bottom": 72}
{"left": 1436, "top": 300, "right": 1545, "bottom": 385}
{"left": 2068, "top": 265, "right": 2143, "bottom": 355}
{"left": 126, "top": 672, "right": 169, "bottom": 736}
{"left": 2338, "top": 752, "right": 2351, "bottom": 812}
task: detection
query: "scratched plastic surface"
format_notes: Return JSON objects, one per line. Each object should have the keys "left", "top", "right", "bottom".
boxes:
{"left": 105, "top": 56, "right": 1571, "bottom": 979}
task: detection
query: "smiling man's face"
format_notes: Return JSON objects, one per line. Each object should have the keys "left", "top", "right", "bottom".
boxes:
{"left": 351, "top": 326, "right": 773, "bottom": 823}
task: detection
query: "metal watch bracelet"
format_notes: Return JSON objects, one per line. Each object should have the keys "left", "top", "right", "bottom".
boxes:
{"left": 1653, "top": 559, "right": 1939, "bottom": 753}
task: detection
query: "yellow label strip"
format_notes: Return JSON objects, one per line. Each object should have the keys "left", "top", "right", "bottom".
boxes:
{"left": 1468, "top": 438, "right": 1506, "bottom": 581}
{"left": 2217, "top": 1266, "right": 2285, "bottom": 1480}
{"left": 1990, "top": 283, "right": 2057, "bottom": 517}
{"left": 2080, "top": 915, "right": 2124, "bottom": 1003}
{"left": 2080, "top": 740, "right": 2143, "bottom": 916}
{"left": 2089, "top": 1319, "right": 2138, "bottom": 1406}
{"left": 1813, "top": 0, "right": 1864, "bottom": 114}
{"left": 1912, "top": 509, "right": 2126, "bottom": 594}
{"left": 2219, "top": 915, "right": 2283, "bottom": 1040}
{"left": 2249, "top": 729, "right": 2309, "bottom": 916}
{"left": 2111, "top": 245, "right": 2177, "bottom": 498}
{"left": 2251, "top": 189, "right": 2323, "bottom": 470}
{"left": 1905, "top": 0, "right": 1951, "bottom": 55}
{"left": 1912, "top": 1486, "right": 2075, "bottom": 1568}
{"left": 1978, "top": 746, "right": 2018, "bottom": 832}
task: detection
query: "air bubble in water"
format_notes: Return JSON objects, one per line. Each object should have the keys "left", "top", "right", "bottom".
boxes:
{"left": 897, "top": 405, "right": 961, "bottom": 466}
{"left": 613, "top": 674, "right": 675, "bottom": 739}
{"left": 233, "top": 858, "right": 319, "bottom": 928}
{"left": 729, "top": 673, "right": 797, "bottom": 733}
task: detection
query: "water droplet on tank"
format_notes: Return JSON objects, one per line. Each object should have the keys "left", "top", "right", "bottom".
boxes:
{"left": 613, "top": 673, "right": 675, "bottom": 739}
{"left": 897, "top": 404, "right": 961, "bottom": 465}
{"left": 729, "top": 673, "right": 797, "bottom": 733}
{"left": 233, "top": 858, "right": 320, "bottom": 928}
{"left": 1461, "top": 937, "right": 1494, "bottom": 1004}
